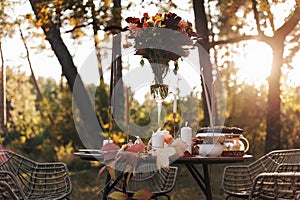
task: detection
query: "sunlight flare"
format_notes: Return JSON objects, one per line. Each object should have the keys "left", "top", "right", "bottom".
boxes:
{"left": 235, "top": 41, "right": 273, "bottom": 87}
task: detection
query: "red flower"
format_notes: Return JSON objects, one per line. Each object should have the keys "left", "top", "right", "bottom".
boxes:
{"left": 125, "top": 17, "right": 142, "bottom": 27}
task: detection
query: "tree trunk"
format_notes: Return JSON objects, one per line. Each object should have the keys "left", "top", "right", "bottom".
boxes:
{"left": 111, "top": 0, "right": 125, "bottom": 130}
{"left": 91, "top": 1, "right": 104, "bottom": 85}
{"left": 264, "top": 3, "right": 299, "bottom": 153}
{"left": 265, "top": 41, "right": 283, "bottom": 153}
{"left": 19, "top": 25, "right": 54, "bottom": 125}
{"left": 0, "top": 41, "right": 7, "bottom": 132}
{"left": 193, "top": 0, "right": 213, "bottom": 127}
{"left": 29, "top": 0, "right": 103, "bottom": 148}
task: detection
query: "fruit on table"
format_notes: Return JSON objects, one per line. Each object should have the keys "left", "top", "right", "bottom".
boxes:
{"left": 164, "top": 133, "right": 173, "bottom": 144}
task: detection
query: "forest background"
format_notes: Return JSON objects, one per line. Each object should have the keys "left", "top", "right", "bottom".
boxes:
{"left": 0, "top": 0, "right": 299, "bottom": 199}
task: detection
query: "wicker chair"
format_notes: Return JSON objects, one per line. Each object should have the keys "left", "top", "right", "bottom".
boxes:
{"left": 113, "top": 163, "right": 178, "bottom": 200}
{"left": 222, "top": 149, "right": 300, "bottom": 199}
{"left": 249, "top": 163, "right": 300, "bottom": 199}
{"left": 249, "top": 172, "right": 300, "bottom": 199}
{"left": 0, "top": 150, "right": 72, "bottom": 200}
{"left": 276, "top": 163, "right": 300, "bottom": 172}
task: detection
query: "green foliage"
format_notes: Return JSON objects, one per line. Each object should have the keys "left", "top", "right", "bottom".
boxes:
{"left": 5, "top": 68, "right": 42, "bottom": 139}
{"left": 95, "top": 83, "right": 110, "bottom": 131}
{"left": 4, "top": 65, "right": 299, "bottom": 160}
{"left": 281, "top": 85, "right": 300, "bottom": 149}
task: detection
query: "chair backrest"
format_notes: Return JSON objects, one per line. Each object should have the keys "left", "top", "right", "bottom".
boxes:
{"left": 250, "top": 172, "right": 300, "bottom": 199}
{"left": 247, "top": 149, "right": 300, "bottom": 179}
{"left": 0, "top": 171, "right": 26, "bottom": 200}
{"left": 114, "top": 163, "right": 178, "bottom": 195}
{"left": 0, "top": 150, "right": 71, "bottom": 199}
{"left": 276, "top": 163, "right": 300, "bottom": 172}
{"left": 0, "top": 151, "right": 37, "bottom": 190}
{"left": 222, "top": 149, "right": 300, "bottom": 197}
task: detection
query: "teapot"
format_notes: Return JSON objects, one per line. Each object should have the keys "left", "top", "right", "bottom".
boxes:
{"left": 222, "top": 134, "right": 250, "bottom": 157}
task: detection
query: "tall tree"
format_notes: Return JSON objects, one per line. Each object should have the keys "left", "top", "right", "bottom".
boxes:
{"left": 29, "top": 0, "right": 103, "bottom": 148}
{"left": 0, "top": 0, "right": 12, "bottom": 132}
{"left": 261, "top": 1, "right": 300, "bottom": 153}
{"left": 193, "top": 0, "right": 213, "bottom": 127}
{"left": 193, "top": 0, "right": 300, "bottom": 152}
{"left": 111, "top": 0, "right": 125, "bottom": 128}
{"left": 0, "top": 41, "right": 6, "bottom": 132}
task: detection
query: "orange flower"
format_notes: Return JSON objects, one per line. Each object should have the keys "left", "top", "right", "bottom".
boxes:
{"left": 178, "top": 20, "right": 189, "bottom": 35}
{"left": 153, "top": 13, "right": 163, "bottom": 22}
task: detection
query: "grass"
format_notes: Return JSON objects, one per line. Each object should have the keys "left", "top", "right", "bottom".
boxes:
{"left": 70, "top": 167, "right": 106, "bottom": 199}
{"left": 69, "top": 163, "right": 233, "bottom": 200}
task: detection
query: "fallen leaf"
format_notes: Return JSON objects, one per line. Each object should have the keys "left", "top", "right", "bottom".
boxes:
{"left": 108, "top": 191, "right": 127, "bottom": 200}
{"left": 132, "top": 189, "right": 153, "bottom": 200}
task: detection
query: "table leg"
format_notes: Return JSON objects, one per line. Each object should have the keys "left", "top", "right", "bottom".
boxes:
{"left": 203, "top": 164, "right": 212, "bottom": 200}
{"left": 102, "top": 171, "right": 124, "bottom": 200}
{"left": 102, "top": 172, "right": 111, "bottom": 200}
{"left": 185, "top": 164, "right": 212, "bottom": 200}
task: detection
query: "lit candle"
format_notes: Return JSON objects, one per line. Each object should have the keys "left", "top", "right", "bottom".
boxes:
{"left": 173, "top": 94, "right": 177, "bottom": 113}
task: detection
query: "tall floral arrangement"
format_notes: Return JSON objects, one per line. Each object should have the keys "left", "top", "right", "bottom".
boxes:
{"left": 123, "top": 12, "right": 198, "bottom": 84}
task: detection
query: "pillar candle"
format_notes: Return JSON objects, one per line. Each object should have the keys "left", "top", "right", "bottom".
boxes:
{"left": 181, "top": 122, "right": 192, "bottom": 153}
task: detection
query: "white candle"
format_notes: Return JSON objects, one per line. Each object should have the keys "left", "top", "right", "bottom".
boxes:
{"left": 173, "top": 94, "right": 177, "bottom": 113}
{"left": 152, "top": 132, "right": 164, "bottom": 149}
{"left": 181, "top": 122, "right": 192, "bottom": 153}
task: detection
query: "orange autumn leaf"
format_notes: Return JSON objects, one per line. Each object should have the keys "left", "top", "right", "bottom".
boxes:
{"left": 108, "top": 191, "right": 127, "bottom": 200}
{"left": 132, "top": 189, "right": 153, "bottom": 200}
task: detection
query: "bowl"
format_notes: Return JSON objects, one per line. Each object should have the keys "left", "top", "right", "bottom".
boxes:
{"left": 198, "top": 144, "right": 224, "bottom": 157}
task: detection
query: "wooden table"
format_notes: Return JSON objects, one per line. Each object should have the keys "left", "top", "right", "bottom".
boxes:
{"left": 74, "top": 150, "right": 252, "bottom": 200}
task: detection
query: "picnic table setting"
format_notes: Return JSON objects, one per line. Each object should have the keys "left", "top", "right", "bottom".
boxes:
{"left": 1, "top": 1, "right": 300, "bottom": 200}
{"left": 75, "top": 125, "right": 253, "bottom": 200}
{"left": 74, "top": 12, "right": 256, "bottom": 200}
{"left": 75, "top": 86, "right": 253, "bottom": 197}
{"left": 73, "top": 10, "right": 300, "bottom": 197}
